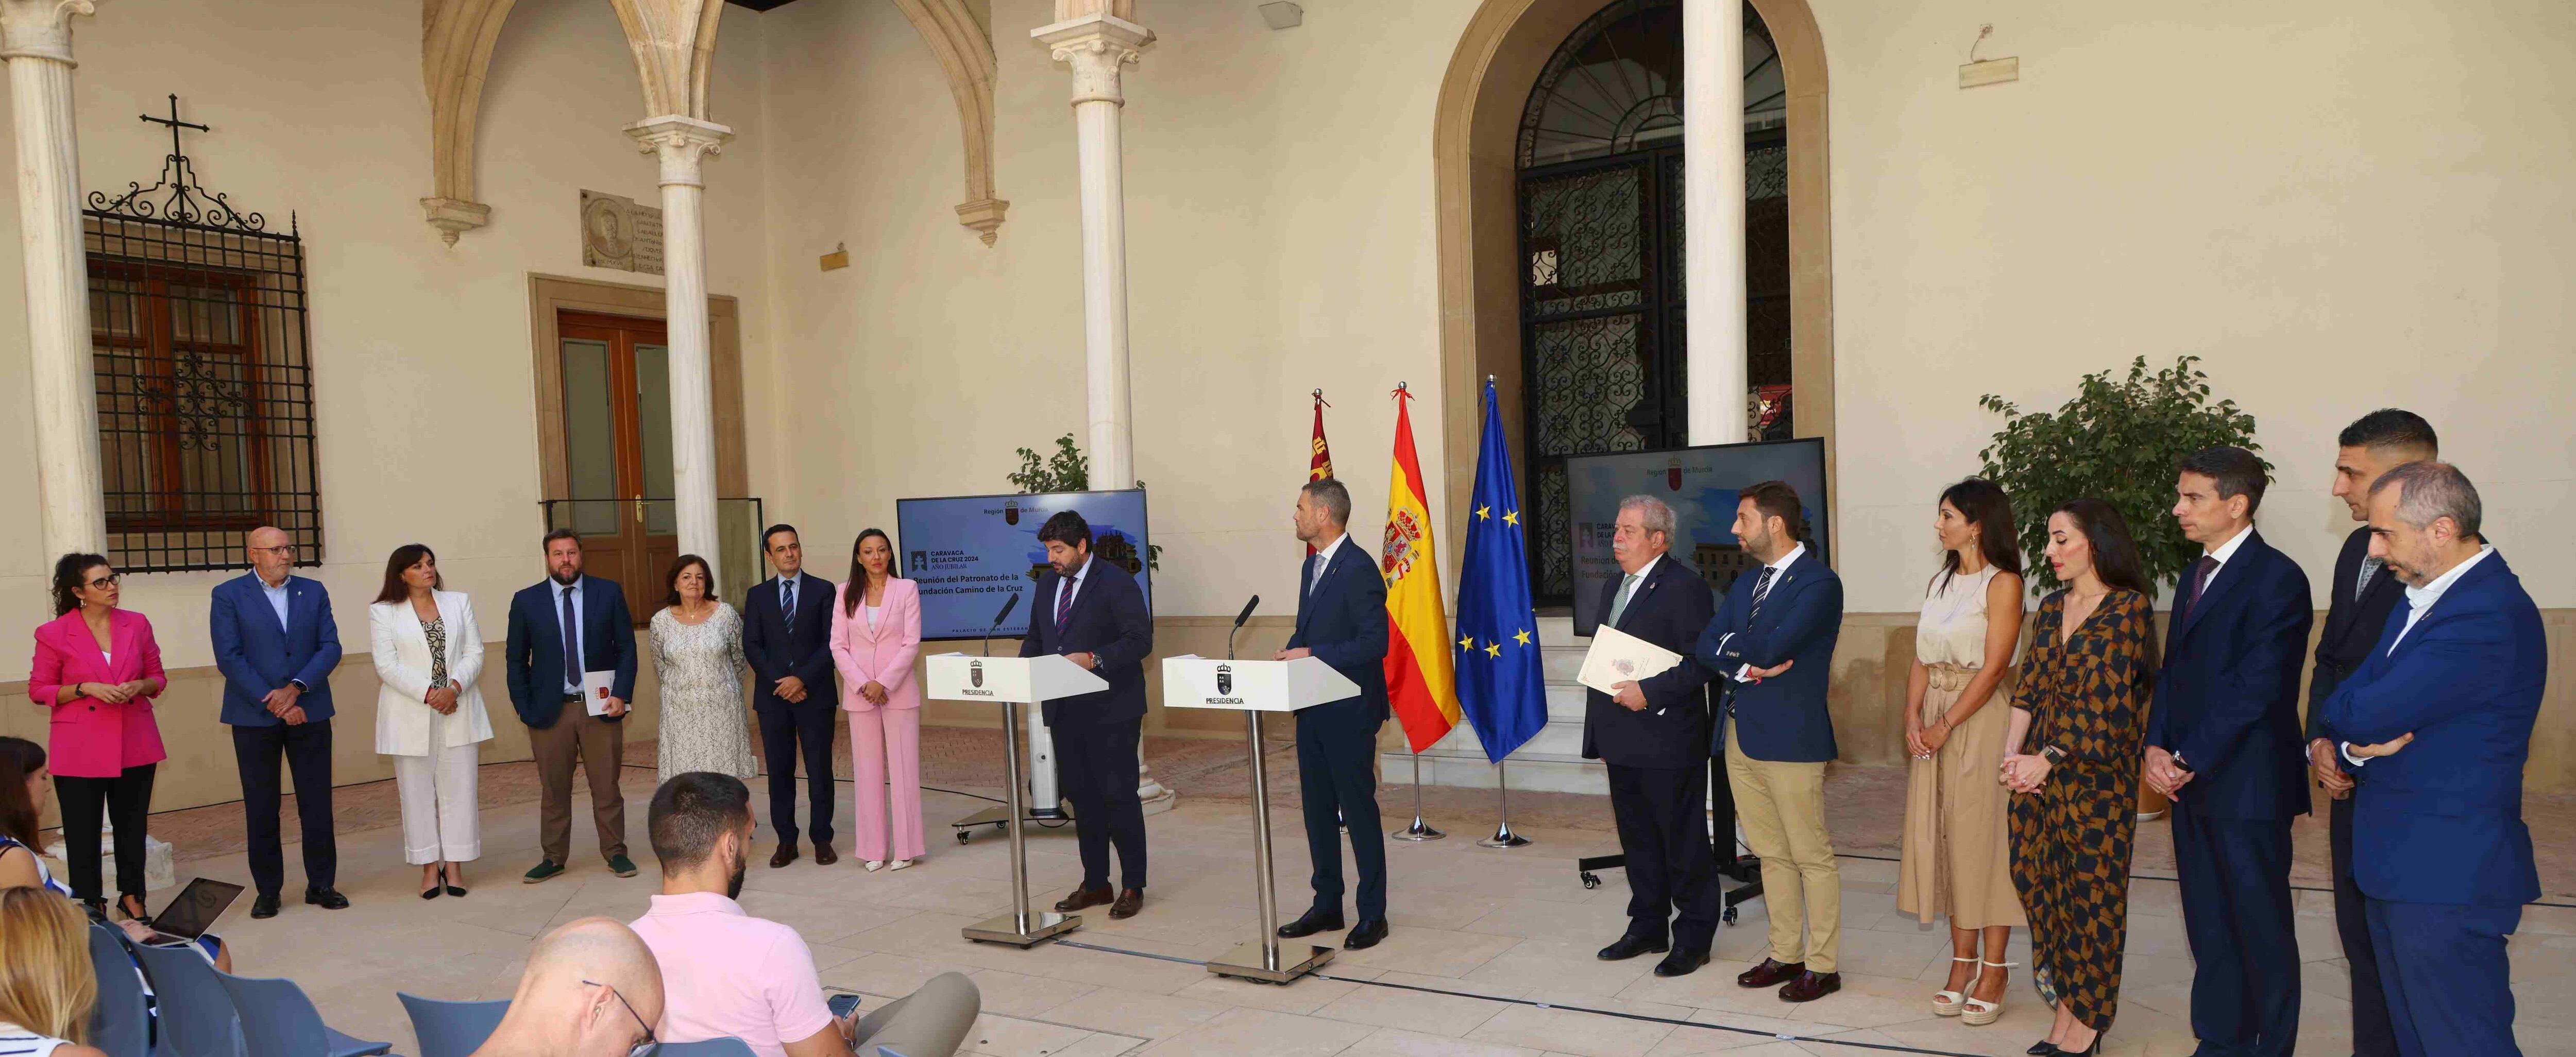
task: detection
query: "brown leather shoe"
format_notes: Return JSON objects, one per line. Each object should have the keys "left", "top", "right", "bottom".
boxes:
{"left": 1054, "top": 885, "right": 1114, "bottom": 913}
{"left": 1736, "top": 958, "right": 1806, "bottom": 988}
{"left": 770, "top": 843, "right": 800, "bottom": 869}
{"left": 1108, "top": 888, "right": 1144, "bottom": 919}
{"left": 1778, "top": 970, "right": 1841, "bottom": 1003}
{"left": 814, "top": 843, "right": 839, "bottom": 866}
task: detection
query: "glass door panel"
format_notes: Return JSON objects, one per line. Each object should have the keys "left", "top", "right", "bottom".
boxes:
{"left": 555, "top": 313, "right": 673, "bottom": 622}
{"left": 560, "top": 338, "right": 621, "bottom": 537}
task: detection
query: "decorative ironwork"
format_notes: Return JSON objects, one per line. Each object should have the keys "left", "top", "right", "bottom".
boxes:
{"left": 1513, "top": 3, "right": 1797, "bottom": 604}
{"left": 86, "top": 95, "right": 320, "bottom": 573}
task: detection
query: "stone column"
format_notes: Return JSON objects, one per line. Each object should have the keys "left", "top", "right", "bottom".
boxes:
{"left": 1682, "top": 0, "right": 1747, "bottom": 444}
{"left": 1034, "top": 11, "right": 1171, "bottom": 810}
{"left": 628, "top": 115, "right": 732, "bottom": 589}
{"left": 3, "top": 0, "right": 104, "bottom": 558}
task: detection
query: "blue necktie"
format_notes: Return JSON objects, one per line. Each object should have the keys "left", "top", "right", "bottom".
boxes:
{"left": 781, "top": 577, "right": 798, "bottom": 632}
{"left": 559, "top": 585, "right": 581, "bottom": 690}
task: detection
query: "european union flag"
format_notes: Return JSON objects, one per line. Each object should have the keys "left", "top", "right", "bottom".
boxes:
{"left": 1454, "top": 377, "right": 1546, "bottom": 763}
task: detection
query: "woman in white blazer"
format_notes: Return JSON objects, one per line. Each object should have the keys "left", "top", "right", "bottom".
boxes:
{"left": 368, "top": 544, "right": 494, "bottom": 899}
{"left": 829, "top": 529, "right": 925, "bottom": 871}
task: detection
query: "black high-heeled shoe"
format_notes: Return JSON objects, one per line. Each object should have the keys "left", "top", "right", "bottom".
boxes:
{"left": 444, "top": 864, "right": 467, "bottom": 898}
{"left": 2055, "top": 1030, "right": 2102, "bottom": 1055}
{"left": 117, "top": 893, "right": 150, "bottom": 922}
{"left": 421, "top": 865, "right": 445, "bottom": 900}
{"left": 2027, "top": 1041, "right": 2056, "bottom": 1056}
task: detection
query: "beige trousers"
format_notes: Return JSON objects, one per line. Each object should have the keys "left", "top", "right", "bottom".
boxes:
{"left": 530, "top": 702, "right": 627, "bottom": 864}
{"left": 1726, "top": 724, "right": 1841, "bottom": 972}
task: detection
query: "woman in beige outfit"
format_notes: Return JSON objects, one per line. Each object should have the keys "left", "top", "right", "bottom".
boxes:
{"left": 1896, "top": 479, "right": 2027, "bottom": 1025}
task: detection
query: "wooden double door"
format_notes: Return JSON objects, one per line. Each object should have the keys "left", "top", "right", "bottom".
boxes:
{"left": 554, "top": 311, "right": 675, "bottom": 621}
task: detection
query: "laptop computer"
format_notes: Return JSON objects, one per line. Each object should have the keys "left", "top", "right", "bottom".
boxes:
{"left": 137, "top": 878, "right": 245, "bottom": 948}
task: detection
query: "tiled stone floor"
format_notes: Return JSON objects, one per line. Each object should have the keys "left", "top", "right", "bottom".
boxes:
{"left": 73, "top": 742, "right": 2576, "bottom": 1057}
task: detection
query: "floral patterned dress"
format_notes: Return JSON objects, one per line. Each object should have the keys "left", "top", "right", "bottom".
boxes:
{"left": 2008, "top": 588, "right": 2154, "bottom": 1033}
{"left": 650, "top": 603, "right": 758, "bottom": 782}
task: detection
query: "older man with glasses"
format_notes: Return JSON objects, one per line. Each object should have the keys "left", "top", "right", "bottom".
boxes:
{"left": 469, "top": 917, "right": 667, "bottom": 1057}
{"left": 209, "top": 525, "right": 348, "bottom": 918}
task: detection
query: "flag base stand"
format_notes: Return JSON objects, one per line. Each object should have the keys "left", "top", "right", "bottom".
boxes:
{"left": 1475, "top": 760, "right": 1534, "bottom": 849}
{"left": 1390, "top": 751, "right": 1444, "bottom": 842}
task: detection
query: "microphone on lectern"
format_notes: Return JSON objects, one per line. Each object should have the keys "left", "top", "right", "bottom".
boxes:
{"left": 982, "top": 591, "right": 1023, "bottom": 657}
{"left": 1227, "top": 595, "right": 1260, "bottom": 660}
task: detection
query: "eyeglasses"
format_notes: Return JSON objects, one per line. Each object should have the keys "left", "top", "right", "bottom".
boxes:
{"left": 86, "top": 574, "right": 119, "bottom": 589}
{"left": 583, "top": 979, "right": 657, "bottom": 1055}
{"left": 249, "top": 545, "right": 297, "bottom": 557}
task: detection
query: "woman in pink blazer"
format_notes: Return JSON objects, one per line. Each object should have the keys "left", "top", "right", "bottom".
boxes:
{"left": 829, "top": 528, "right": 924, "bottom": 870}
{"left": 27, "top": 553, "right": 167, "bottom": 918}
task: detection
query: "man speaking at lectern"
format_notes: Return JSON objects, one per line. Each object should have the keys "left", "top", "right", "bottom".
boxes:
{"left": 1022, "top": 510, "right": 1155, "bottom": 920}
{"left": 1273, "top": 478, "right": 1394, "bottom": 950}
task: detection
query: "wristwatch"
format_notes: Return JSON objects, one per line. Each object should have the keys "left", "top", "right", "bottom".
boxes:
{"left": 2040, "top": 745, "right": 2069, "bottom": 766}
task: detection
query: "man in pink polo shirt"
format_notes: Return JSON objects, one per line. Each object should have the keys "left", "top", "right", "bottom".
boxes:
{"left": 630, "top": 772, "right": 859, "bottom": 1057}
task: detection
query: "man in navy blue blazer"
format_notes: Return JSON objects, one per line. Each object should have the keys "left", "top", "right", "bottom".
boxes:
{"left": 1693, "top": 481, "right": 1844, "bottom": 1003}
{"left": 504, "top": 528, "right": 640, "bottom": 884}
{"left": 1020, "top": 510, "right": 1155, "bottom": 920}
{"left": 1272, "top": 479, "right": 1395, "bottom": 951}
{"left": 2144, "top": 446, "right": 2314, "bottom": 1057}
{"left": 210, "top": 525, "right": 347, "bottom": 918}
{"left": 2322, "top": 462, "right": 2541, "bottom": 1057}
{"left": 741, "top": 524, "right": 840, "bottom": 867}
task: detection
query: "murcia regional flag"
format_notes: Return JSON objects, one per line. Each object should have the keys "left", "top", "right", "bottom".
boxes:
{"left": 1380, "top": 384, "right": 1460, "bottom": 753}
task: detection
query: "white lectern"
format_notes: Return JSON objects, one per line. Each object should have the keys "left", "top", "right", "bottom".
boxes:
{"left": 927, "top": 652, "right": 1109, "bottom": 947}
{"left": 1162, "top": 655, "right": 1360, "bottom": 983}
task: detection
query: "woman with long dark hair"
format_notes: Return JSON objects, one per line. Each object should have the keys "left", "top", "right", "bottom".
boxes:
{"left": 25, "top": 554, "right": 166, "bottom": 920}
{"left": 2002, "top": 498, "right": 2157, "bottom": 1056}
{"left": 1897, "top": 479, "right": 2027, "bottom": 1026}
{"left": 369, "top": 544, "right": 494, "bottom": 899}
{"left": 650, "top": 554, "right": 756, "bottom": 782}
{"left": 829, "top": 529, "right": 925, "bottom": 871}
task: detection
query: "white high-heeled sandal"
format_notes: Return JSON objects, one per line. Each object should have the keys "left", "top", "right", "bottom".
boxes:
{"left": 1963, "top": 959, "right": 2015, "bottom": 1026}
{"left": 1932, "top": 957, "right": 1977, "bottom": 1016}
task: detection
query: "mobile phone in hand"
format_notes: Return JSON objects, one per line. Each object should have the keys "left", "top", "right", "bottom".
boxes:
{"left": 828, "top": 992, "right": 863, "bottom": 1020}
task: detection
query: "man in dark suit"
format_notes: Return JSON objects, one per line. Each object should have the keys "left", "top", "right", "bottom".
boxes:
{"left": 1693, "top": 481, "right": 1844, "bottom": 1003}
{"left": 504, "top": 528, "right": 640, "bottom": 883}
{"left": 1022, "top": 510, "right": 1155, "bottom": 919}
{"left": 2145, "top": 446, "right": 2315, "bottom": 1057}
{"left": 2306, "top": 410, "right": 2437, "bottom": 1057}
{"left": 2320, "top": 461, "right": 2540, "bottom": 1057}
{"left": 1272, "top": 479, "right": 1395, "bottom": 950}
{"left": 742, "top": 524, "right": 840, "bottom": 867}
{"left": 209, "top": 525, "right": 348, "bottom": 918}
{"left": 1585, "top": 496, "right": 1720, "bottom": 978}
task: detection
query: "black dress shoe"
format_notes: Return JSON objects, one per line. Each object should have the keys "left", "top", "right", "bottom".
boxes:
{"left": 249, "top": 894, "right": 281, "bottom": 919}
{"left": 1595, "top": 933, "right": 1669, "bottom": 961}
{"left": 1736, "top": 957, "right": 1805, "bottom": 988}
{"left": 1778, "top": 970, "right": 1840, "bottom": 1003}
{"left": 304, "top": 887, "right": 350, "bottom": 910}
{"left": 1055, "top": 885, "right": 1114, "bottom": 913}
{"left": 1342, "top": 919, "right": 1388, "bottom": 950}
{"left": 1653, "top": 948, "right": 1710, "bottom": 977}
{"left": 770, "top": 843, "right": 800, "bottom": 869}
{"left": 1277, "top": 909, "right": 1346, "bottom": 938}
{"left": 814, "top": 843, "right": 839, "bottom": 866}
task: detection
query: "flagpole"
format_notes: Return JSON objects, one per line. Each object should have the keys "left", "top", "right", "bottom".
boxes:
{"left": 1391, "top": 748, "right": 1444, "bottom": 841}
{"left": 1478, "top": 759, "right": 1532, "bottom": 848}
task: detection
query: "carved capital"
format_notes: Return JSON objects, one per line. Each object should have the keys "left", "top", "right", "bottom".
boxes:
{"left": 419, "top": 196, "right": 491, "bottom": 246}
{"left": 0, "top": 0, "right": 93, "bottom": 64}
{"left": 955, "top": 197, "right": 1009, "bottom": 246}
{"left": 625, "top": 114, "right": 732, "bottom": 187}
{"left": 1032, "top": 14, "right": 1152, "bottom": 107}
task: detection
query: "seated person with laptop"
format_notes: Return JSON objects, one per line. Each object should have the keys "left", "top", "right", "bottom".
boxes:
{"left": 0, "top": 736, "right": 233, "bottom": 970}
{"left": 631, "top": 772, "right": 979, "bottom": 1057}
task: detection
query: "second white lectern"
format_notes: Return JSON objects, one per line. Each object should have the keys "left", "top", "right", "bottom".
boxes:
{"left": 1162, "top": 655, "right": 1360, "bottom": 983}
{"left": 927, "top": 652, "right": 1108, "bottom": 947}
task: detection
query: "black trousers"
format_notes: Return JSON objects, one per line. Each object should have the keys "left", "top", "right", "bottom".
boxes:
{"left": 2171, "top": 805, "right": 2300, "bottom": 1056}
{"left": 232, "top": 719, "right": 336, "bottom": 897}
{"left": 1607, "top": 759, "right": 1722, "bottom": 950}
{"left": 2330, "top": 793, "right": 2399, "bottom": 1056}
{"left": 55, "top": 763, "right": 157, "bottom": 902}
{"left": 1296, "top": 706, "right": 1386, "bottom": 920}
{"left": 1056, "top": 718, "right": 1147, "bottom": 891}
{"left": 757, "top": 702, "right": 837, "bottom": 846}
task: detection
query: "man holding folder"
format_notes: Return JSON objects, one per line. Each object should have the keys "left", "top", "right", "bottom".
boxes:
{"left": 1582, "top": 496, "right": 1721, "bottom": 976}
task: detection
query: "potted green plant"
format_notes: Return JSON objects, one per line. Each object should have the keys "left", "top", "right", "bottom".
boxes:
{"left": 1978, "top": 355, "right": 2267, "bottom": 596}
{"left": 1007, "top": 433, "right": 1162, "bottom": 573}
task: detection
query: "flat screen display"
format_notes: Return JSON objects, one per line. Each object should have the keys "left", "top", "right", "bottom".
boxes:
{"left": 896, "top": 489, "right": 1153, "bottom": 641}
{"left": 1563, "top": 438, "right": 1828, "bottom": 636}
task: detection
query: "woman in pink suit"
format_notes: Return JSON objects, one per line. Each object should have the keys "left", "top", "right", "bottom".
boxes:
{"left": 829, "top": 529, "right": 924, "bottom": 871}
{"left": 27, "top": 553, "right": 168, "bottom": 919}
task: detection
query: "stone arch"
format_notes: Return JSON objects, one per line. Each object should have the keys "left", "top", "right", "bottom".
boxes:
{"left": 890, "top": 0, "right": 1009, "bottom": 244}
{"left": 419, "top": 0, "right": 521, "bottom": 243}
{"left": 1430, "top": 0, "right": 1834, "bottom": 564}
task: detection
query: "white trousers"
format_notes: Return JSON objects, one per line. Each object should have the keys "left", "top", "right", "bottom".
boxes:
{"left": 394, "top": 737, "right": 481, "bottom": 864}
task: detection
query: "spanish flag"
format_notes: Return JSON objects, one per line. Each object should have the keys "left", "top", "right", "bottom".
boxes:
{"left": 1381, "top": 385, "right": 1460, "bottom": 752}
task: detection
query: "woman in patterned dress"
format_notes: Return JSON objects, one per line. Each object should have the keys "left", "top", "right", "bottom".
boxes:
{"left": 651, "top": 555, "right": 758, "bottom": 783}
{"left": 2002, "top": 498, "right": 2157, "bottom": 1057}
{"left": 371, "top": 544, "right": 495, "bottom": 899}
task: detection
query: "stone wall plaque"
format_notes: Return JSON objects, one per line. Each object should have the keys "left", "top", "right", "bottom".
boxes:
{"left": 580, "top": 189, "right": 664, "bottom": 276}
